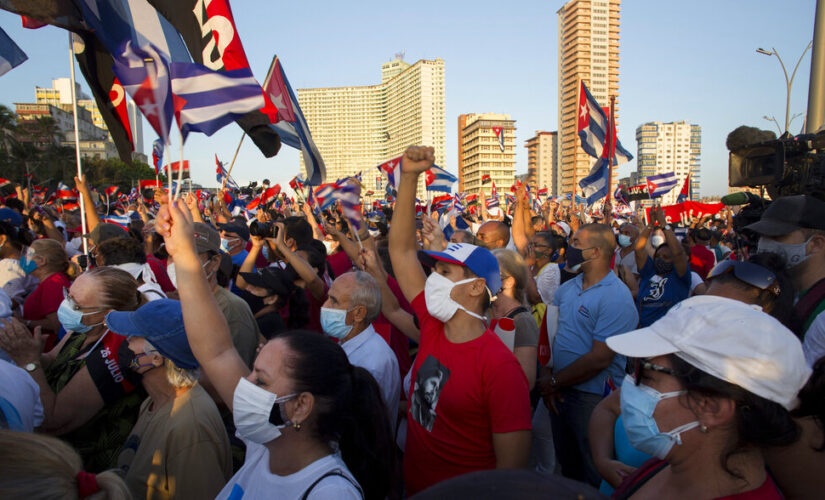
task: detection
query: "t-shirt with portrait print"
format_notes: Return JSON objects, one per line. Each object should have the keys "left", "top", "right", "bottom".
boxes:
{"left": 636, "top": 257, "right": 691, "bottom": 328}
{"left": 403, "top": 291, "right": 532, "bottom": 495}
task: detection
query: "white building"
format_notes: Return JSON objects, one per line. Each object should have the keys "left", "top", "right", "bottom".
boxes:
{"left": 525, "top": 131, "right": 559, "bottom": 194}
{"left": 635, "top": 121, "right": 701, "bottom": 205}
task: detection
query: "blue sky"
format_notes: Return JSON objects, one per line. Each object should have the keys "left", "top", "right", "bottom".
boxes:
{"left": 0, "top": 0, "right": 816, "bottom": 196}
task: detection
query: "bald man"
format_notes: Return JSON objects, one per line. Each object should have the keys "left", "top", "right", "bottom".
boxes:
{"left": 476, "top": 221, "right": 510, "bottom": 250}
{"left": 536, "top": 223, "right": 637, "bottom": 486}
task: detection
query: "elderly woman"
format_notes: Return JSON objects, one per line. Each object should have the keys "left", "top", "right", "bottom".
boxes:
{"left": 106, "top": 299, "right": 232, "bottom": 500}
{"left": 0, "top": 266, "right": 145, "bottom": 472}
{"left": 606, "top": 295, "right": 810, "bottom": 499}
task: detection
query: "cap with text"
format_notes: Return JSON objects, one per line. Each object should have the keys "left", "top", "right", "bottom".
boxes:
{"left": 418, "top": 243, "right": 501, "bottom": 294}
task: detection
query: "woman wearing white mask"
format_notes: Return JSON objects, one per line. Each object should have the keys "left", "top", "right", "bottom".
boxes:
{"left": 605, "top": 296, "right": 810, "bottom": 499}
{"left": 155, "top": 199, "right": 393, "bottom": 500}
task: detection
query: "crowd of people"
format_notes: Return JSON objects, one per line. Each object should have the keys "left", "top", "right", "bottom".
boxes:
{"left": 0, "top": 144, "right": 823, "bottom": 499}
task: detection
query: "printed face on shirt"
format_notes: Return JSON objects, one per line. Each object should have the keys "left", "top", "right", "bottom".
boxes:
{"left": 411, "top": 355, "right": 451, "bottom": 432}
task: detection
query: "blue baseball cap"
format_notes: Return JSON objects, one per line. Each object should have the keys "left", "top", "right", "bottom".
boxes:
{"left": 0, "top": 208, "right": 23, "bottom": 227}
{"left": 105, "top": 299, "right": 198, "bottom": 370}
{"left": 418, "top": 243, "right": 502, "bottom": 294}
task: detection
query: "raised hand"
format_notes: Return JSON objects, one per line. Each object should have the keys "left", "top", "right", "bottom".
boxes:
{"left": 401, "top": 145, "right": 435, "bottom": 174}
{"left": 156, "top": 199, "right": 197, "bottom": 260}
{"left": 421, "top": 215, "right": 446, "bottom": 251}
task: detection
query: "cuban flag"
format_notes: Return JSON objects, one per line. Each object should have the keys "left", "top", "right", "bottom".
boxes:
{"left": 377, "top": 156, "right": 402, "bottom": 191}
{"left": 537, "top": 187, "right": 549, "bottom": 199}
{"left": 289, "top": 175, "right": 305, "bottom": 192}
{"left": 646, "top": 172, "right": 679, "bottom": 198}
{"left": 338, "top": 181, "right": 363, "bottom": 231}
{"left": 614, "top": 185, "right": 629, "bottom": 206}
{"left": 0, "top": 27, "right": 27, "bottom": 77}
{"left": 486, "top": 196, "right": 500, "bottom": 209}
{"left": 215, "top": 155, "right": 239, "bottom": 190}
{"left": 677, "top": 172, "right": 691, "bottom": 203}
{"left": 424, "top": 165, "right": 457, "bottom": 193}
{"left": 170, "top": 63, "right": 266, "bottom": 140}
{"left": 152, "top": 138, "right": 163, "bottom": 174}
{"left": 264, "top": 55, "right": 326, "bottom": 185}
{"left": 577, "top": 80, "right": 633, "bottom": 165}
{"left": 492, "top": 127, "right": 505, "bottom": 152}
{"left": 101, "top": 215, "right": 132, "bottom": 230}
{"left": 481, "top": 174, "right": 491, "bottom": 185}
{"left": 452, "top": 193, "right": 465, "bottom": 213}
{"left": 112, "top": 42, "right": 173, "bottom": 143}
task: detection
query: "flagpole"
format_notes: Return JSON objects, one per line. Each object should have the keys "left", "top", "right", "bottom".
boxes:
{"left": 608, "top": 95, "right": 616, "bottom": 203}
{"left": 68, "top": 33, "right": 88, "bottom": 256}
{"left": 175, "top": 126, "right": 184, "bottom": 199}
{"left": 223, "top": 133, "right": 246, "bottom": 190}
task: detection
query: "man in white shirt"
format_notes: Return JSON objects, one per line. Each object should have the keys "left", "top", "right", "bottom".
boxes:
{"left": 321, "top": 271, "right": 400, "bottom": 430}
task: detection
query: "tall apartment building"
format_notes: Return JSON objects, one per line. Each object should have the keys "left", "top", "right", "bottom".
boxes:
{"left": 557, "top": 0, "right": 622, "bottom": 196}
{"left": 458, "top": 113, "right": 516, "bottom": 200}
{"left": 525, "top": 131, "right": 559, "bottom": 193}
{"left": 297, "top": 57, "right": 446, "bottom": 194}
{"left": 635, "top": 121, "right": 701, "bottom": 205}
{"left": 35, "top": 78, "right": 144, "bottom": 155}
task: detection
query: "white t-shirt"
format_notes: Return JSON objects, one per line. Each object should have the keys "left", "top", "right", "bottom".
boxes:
{"left": 803, "top": 312, "right": 825, "bottom": 367}
{"left": 614, "top": 248, "right": 638, "bottom": 275}
{"left": 0, "top": 359, "right": 44, "bottom": 431}
{"left": 215, "top": 444, "right": 361, "bottom": 500}
{"left": 535, "top": 263, "right": 561, "bottom": 305}
{"left": 689, "top": 271, "right": 704, "bottom": 295}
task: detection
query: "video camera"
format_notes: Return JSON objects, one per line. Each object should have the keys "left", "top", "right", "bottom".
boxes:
{"left": 728, "top": 126, "right": 825, "bottom": 199}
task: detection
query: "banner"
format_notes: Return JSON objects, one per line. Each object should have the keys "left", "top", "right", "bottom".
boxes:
{"left": 645, "top": 201, "right": 724, "bottom": 224}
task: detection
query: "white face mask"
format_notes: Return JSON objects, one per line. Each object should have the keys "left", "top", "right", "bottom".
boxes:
{"left": 424, "top": 272, "right": 486, "bottom": 323}
{"left": 167, "top": 260, "right": 211, "bottom": 289}
{"left": 323, "top": 240, "right": 337, "bottom": 255}
{"left": 232, "top": 378, "right": 297, "bottom": 444}
{"left": 650, "top": 234, "right": 666, "bottom": 248}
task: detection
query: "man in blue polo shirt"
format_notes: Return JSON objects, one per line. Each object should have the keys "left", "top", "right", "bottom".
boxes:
{"left": 537, "top": 223, "right": 637, "bottom": 486}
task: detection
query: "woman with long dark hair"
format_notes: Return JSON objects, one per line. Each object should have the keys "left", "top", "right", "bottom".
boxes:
{"left": 155, "top": 199, "right": 393, "bottom": 499}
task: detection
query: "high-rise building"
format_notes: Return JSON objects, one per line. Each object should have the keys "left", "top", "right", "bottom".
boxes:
{"left": 297, "top": 57, "right": 446, "bottom": 194}
{"left": 557, "top": 0, "right": 622, "bottom": 196}
{"left": 525, "top": 131, "right": 559, "bottom": 193}
{"left": 635, "top": 121, "right": 701, "bottom": 205}
{"left": 127, "top": 101, "right": 144, "bottom": 155}
{"left": 458, "top": 113, "right": 516, "bottom": 200}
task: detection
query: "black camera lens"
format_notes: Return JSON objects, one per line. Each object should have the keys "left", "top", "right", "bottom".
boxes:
{"left": 249, "top": 221, "right": 274, "bottom": 238}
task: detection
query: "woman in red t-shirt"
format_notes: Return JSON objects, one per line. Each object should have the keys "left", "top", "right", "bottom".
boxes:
{"left": 22, "top": 239, "right": 73, "bottom": 339}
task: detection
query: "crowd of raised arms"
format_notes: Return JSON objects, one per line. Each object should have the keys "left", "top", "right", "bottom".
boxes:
{"left": 0, "top": 145, "right": 823, "bottom": 500}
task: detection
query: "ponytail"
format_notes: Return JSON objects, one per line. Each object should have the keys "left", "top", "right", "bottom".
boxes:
{"left": 339, "top": 366, "right": 394, "bottom": 500}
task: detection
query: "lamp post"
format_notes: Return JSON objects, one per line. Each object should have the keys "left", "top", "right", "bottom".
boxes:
{"left": 756, "top": 41, "right": 813, "bottom": 134}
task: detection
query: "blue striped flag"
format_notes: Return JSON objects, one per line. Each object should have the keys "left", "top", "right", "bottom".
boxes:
{"left": 646, "top": 172, "right": 679, "bottom": 198}
{"left": 0, "top": 27, "right": 27, "bottom": 77}
{"left": 424, "top": 165, "right": 457, "bottom": 193}
{"left": 170, "top": 63, "right": 266, "bottom": 140}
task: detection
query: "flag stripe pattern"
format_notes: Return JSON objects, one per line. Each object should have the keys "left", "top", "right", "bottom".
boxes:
{"left": 577, "top": 80, "right": 633, "bottom": 165}
{"left": 646, "top": 172, "right": 679, "bottom": 198}
{"left": 0, "top": 26, "right": 27, "bottom": 77}
{"left": 424, "top": 165, "right": 457, "bottom": 193}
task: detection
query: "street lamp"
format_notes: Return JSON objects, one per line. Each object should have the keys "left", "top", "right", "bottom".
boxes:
{"left": 756, "top": 41, "right": 813, "bottom": 134}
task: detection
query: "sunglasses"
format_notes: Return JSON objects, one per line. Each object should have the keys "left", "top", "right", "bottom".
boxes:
{"left": 707, "top": 260, "right": 779, "bottom": 294}
{"left": 631, "top": 359, "right": 676, "bottom": 386}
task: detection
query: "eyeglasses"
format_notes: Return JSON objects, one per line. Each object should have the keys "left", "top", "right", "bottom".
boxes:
{"left": 632, "top": 359, "right": 677, "bottom": 386}
{"left": 62, "top": 288, "right": 104, "bottom": 313}
{"left": 707, "top": 260, "right": 779, "bottom": 295}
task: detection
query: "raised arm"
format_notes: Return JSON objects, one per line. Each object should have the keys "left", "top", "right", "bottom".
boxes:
{"left": 359, "top": 247, "right": 420, "bottom": 342}
{"left": 634, "top": 224, "right": 652, "bottom": 272}
{"left": 74, "top": 175, "right": 101, "bottom": 231}
{"left": 272, "top": 222, "right": 325, "bottom": 301}
{"left": 185, "top": 192, "right": 205, "bottom": 224}
{"left": 388, "top": 146, "right": 433, "bottom": 303}
{"left": 234, "top": 236, "right": 264, "bottom": 291}
{"left": 511, "top": 185, "right": 530, "bottom": 256}
{"left": 155, "top": 199, "right": 248, "bottom": 409}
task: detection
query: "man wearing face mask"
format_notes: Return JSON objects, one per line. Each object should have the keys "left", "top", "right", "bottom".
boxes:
{"left": 389, "top": 146, "right": 532, "bottom": 495}
{"left": 537, "top": 223, "right": 638, "bottom": 487}
{"left": 745, "top": 194, "right": 825, "bottom": 365}
{"left": 107, "top": 299, "right": 232, "bottom": 500}
{"left": 320, "top": 271, "right": 400, "bottom": 431}
{"left": 634, "top": 210, "right": 690, "bottom": 328}
{"left": 168, "top": 223, "right": 261, "bottom": 369}
{"left": 614, "top": 222, "right": 640, "bottom": 278}
{"left": 217, "top": 220, "right": 250, "bottom": 270}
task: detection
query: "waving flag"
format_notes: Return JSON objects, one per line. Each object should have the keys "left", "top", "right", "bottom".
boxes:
{"left": 431, "top": 194, "right": 452, "bottom": 213}
{"left": 101, "top": 215, "right": 132, "bottom": 229}
{"left": 424, "top": 165, "right": 457, "bottom": 193}
{"left": 465, "top": 193, "right": 479, "bottom": 206}
{"left": 537, "top": 187, "right": 549, "bottom": 198}
{"left": 0, "top": 27, "right": 27, "bottom": 77}
{"left": 577, "top": 81, "right": 633, "bottom": 165}
{"left": 215, "top": 155, "right": 239, "bottom": 190}
{"left": 264, "top": 55, "right": 325, "bottom": 184}
{"left": 112, "top": 42, "right": 173, "bottom": 143}
{"left": 614, "top": 185, "right": 629, "bottom": 205}
{"left": 492, "top": 127, "right": 505, "bottom": 152}
{"left": 451, "top": 193, "right": 465, "bottom": 213}
{"left": 677, "top": 172, "right": 691, "bottom": 203}
{"left": 486, "top": 196, "right": 500, "bottom": 209}
{"left": 104, "top": 186, "right": 120, "bottom": 198}
{"left": 146, "top": 0, "right": 282, "bottom": 158}
{"left": 377, "top": 156, "right": 402, "bottom": 191}
{"left": 139, "top": 179, "right": 162, "bottom": 191}
{"left": 164, "top": 161, "right": 190, "bottom": 178}
{"left": 152, "top": 138, "right": 163, "bottom": 174}
{"left": 289, "top": 175, "right": 305, "bottom": 193}
{"left": 170, "top": 63, "right": 266, "bottom": 140}
{"left": 646, "top": 172, "right": 679, "bottom": 198}
{"left": 338, "top": 181, "right": 363, "bottom": 231}
{"left": 481, "top": 174, "right": 491, "bottom": 185}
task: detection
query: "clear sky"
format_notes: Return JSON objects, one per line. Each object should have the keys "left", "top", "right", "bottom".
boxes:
{"left": 0, "top": 0, "right": 816, "bottom": 197}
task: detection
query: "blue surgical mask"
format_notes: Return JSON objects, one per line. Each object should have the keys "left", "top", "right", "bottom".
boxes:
{"left": 262, "top": 244, "right": 270, "bottom": 262}
{"left": 19, "top": 248, "right": 37, "bottom": 275}
{"left": 757, "top": 236, "right": 812, "bottom": 269}
{"left": 320, "top": 307, "right": 353, "bottom": 339}
{"left": 57, "top": 299, "right": 103, "bottom": 334}
{"left": 220, "top": 237, "right": 238, "bottom": 253}
{"left": 620, "top": 374, "right": 700, "bottom": 459}
{"left": 618, "top": 234, "right": 632, "bottom": 248}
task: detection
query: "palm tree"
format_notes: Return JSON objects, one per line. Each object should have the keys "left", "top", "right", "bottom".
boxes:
{"left": 0, "top": 105, "right": 16, "bottom": 155}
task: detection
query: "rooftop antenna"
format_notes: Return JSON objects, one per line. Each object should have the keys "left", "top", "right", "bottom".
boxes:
{"left": 394, "top": 51, "right": 405, "bottom": 61}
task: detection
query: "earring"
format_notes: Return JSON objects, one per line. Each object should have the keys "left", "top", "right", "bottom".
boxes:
{"left": 293, "top": 422, "right": 302, "bottom": 431}
{"left": 699, "top": 424, "right": 709, "bottom": 434}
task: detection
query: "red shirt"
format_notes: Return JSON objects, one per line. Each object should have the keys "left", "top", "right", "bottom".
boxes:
{"left": 145, "top": 255, "right": 174, "bottom": 292}
{"left": 690, "top": 245, "right": 715, "bottom": 279}
{"left": 326, "top": 251, "right": 353, "bottom": 279}
{"left": 403, "top": 292, "right": 532, "bottom": 494}
{"left": 373, "top": 276, "right": 414, "bottom": 379}
{"left": 23, "top": 272, "right": 71, "bottom": 324}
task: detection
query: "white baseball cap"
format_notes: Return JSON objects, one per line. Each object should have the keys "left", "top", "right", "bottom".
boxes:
{"left": 606, "top": 295, "right": 811, "bottom": 410}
